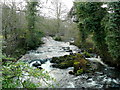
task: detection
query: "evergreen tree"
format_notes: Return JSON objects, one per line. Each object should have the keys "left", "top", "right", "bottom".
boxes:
{"left": 105, "top": 1, "right": 120, "bottom": 66}
{"left": 25, "top": 0, "right": 39, "bottom": 49}
{"left": 73, "top": 2, "right": 109, "bottom": 58}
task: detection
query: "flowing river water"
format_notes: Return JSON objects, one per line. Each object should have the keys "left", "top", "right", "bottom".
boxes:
{"left": 20, "top": 36, "right": 120, "bottom": 89}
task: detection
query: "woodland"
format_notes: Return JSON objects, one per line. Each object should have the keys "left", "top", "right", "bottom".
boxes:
{"left": 1, "top": 0, "right": 120, "bottom": 89}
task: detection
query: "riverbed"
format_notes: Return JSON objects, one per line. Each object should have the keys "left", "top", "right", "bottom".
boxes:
{"left": 20, "top": 36, "right": 120, "bottom": 88}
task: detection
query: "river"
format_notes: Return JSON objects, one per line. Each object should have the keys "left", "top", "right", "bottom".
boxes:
{"left": 20, "top": 36, "right": 120, "bottom": 89}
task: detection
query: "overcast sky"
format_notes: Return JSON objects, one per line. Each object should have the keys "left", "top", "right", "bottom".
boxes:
{"left": 41, "top": 0, "right": 74, "bottom": 18}
{"left": 1, "top": 0, "right": 74, "bottom": 18}
{"left": 1, "top": 0, "right": 118, "bottom": 18}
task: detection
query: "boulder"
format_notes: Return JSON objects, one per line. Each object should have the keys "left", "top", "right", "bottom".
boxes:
{"left": 69, "top": 71, "right": 74, "bottom": 75}
{"left": 37, "top": 66, "right": 43, "bottom": 69}
{"left": 32, "top": 61, "right": 41, "bottom": 67}
{"left": 62, "top": 47, "right": 70, "bottom": 51}
{"left": 51, "top": 53, "right": 95, "bottom": 75}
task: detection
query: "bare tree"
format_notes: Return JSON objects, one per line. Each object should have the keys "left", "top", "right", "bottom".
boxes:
{"left": 49, "top": 0, "right": 67, "bottom": 36}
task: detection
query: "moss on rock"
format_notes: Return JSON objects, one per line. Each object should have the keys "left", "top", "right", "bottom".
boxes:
{"left": 57, "top": 60, "right": 74, "bottom": 69}
{"left": 51, "top": 53, "right": 96, "bottom": 75}
{"left": 76, "top": 69, "right": 83, "bottom": 75}
{"left": 82, "top": 51, "right": 91, "bottom": 58}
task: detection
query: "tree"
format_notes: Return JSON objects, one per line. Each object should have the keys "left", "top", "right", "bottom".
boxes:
{"left": 25, "top": 0, "right": 43, "bottom": 50}
{"left": 105, "top": 1, "right": 120, "bottom": 66}
{"left": 50, "top": 0, "right": 67, "bottom": 36}
{"left": 2, "top": 0, "right": 43, "bottom": 58}
{"left": 72, "top": 2, "right": 111, "bottom": 59}
{"left": 2, "top": 2, "right": 25, "bottom": 57}
{"left": 25, "top": 0, "right": 39, "bottom": 49}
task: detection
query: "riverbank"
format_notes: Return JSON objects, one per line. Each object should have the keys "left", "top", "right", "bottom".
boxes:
{"left": 19, "top": 36, "right": 120, "bottom": 88}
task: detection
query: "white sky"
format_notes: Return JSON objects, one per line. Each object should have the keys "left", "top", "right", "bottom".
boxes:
{"left": 61, "top": 0, "right": 74, "bottom": 10}
{"left": 41, "top": 0, "right": 74, "bottom": 18}
{"left": 1, "top": 0, "right": 74, "bottom": 18}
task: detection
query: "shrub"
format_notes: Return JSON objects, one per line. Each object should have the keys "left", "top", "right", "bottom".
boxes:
{"left": 2, "top": 61, "right": 55, "bottom": 88}
{"left": 54, "top": 36, "right": 62, "bottom": 41}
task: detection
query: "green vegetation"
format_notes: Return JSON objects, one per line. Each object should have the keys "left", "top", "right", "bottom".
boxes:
{"left": 73, "top": 2, "right": 109, "bottom": 56}
{"left": 2, "top": 1, "right": 44, "bottom": 59}
{"left": 71, "top": 1, "right": 120, "bottom": 67}
{"left": 1, "top": 0, "right": 120, "bottom": 88}
{"left": 25, "top": 1, "right": 43, "bottom": 49}
{"left": 51, "top": 53, "right": 94, "bottom": 75}
{"left": 77, "top": 69, "right": 83, "bottom": 75}
{"left": 82, "top": 51, "right": 91, "bottom": 58}
{"left": 1, "top": 1, "right": 54, "bottom": 88}
{"left": 105, "top": 2, "right": 120, "bottom": 66}
{"left": 2, "top": 58, "right": 55, "bottom": 88}
{"left": 53, "top": 36, "right": 62, "bottom": 41}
